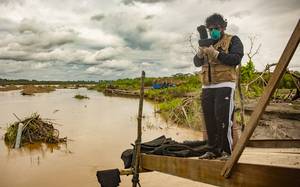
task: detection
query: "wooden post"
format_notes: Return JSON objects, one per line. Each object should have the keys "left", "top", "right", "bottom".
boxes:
{"left": 13, "top": 113, "right": 23, "bottom": 149}
{"left": 237, "top": 64, "right": 245, "bottom": 131}
{"left": 14, "top": 122, "right": 24, "bottom": 148}
{"left": 221, "top": 19, "right": 300, "bottom": 178}
{"left": 132, "top": 71, "right": 145, "bottom": 187}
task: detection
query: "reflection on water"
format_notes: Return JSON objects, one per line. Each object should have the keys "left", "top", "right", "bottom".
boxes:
{"left": 6, "top": 143, "right": 69, "bottom": 166}
{"left": 0, "top": 88, "right": 209, "bottom": 187}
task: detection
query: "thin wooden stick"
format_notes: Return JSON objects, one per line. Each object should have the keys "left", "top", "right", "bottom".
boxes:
{"left": 132, "top": 71, "right": 145, "bottom": 187}
{"left": 236, "top": 64, "right": 245, "bottom": 131}
{"left": 188, "top": 33, "right": 198, "bottom": 55}
{"left": 13, "top": 113, "right": 22, "bottom": 121}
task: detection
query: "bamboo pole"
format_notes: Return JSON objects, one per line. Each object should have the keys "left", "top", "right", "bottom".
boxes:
{"left": 132, "top": 71, "right": 145, "bottom": 187}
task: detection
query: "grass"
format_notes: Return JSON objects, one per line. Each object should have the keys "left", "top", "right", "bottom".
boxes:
{"left": 158, "top": 98, "right": 183, "bottom": 112}
{"left": 74, "top": 94, "right": 89, "bottom": 100}
{"left": 4, "top": 123, "right": 18, "bottom": 146}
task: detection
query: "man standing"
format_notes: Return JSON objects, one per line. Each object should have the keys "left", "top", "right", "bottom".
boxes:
{"left": 194, "top": 13, "right": 244, "bottom": 159}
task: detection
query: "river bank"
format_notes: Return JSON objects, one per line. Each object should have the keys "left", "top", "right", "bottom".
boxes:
{"left": 91, "top": 85, "right": 300, "bottom": 139}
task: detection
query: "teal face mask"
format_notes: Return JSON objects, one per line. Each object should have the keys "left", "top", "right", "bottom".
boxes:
{"left": 210, "top": 29, "right": 221, "bottom": 40}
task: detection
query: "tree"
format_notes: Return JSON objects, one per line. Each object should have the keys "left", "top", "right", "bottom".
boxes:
{"left": 241, "top": 36, "right": 261, "bottom": 83}
{"left": 241, "top": 60, "right": 256, "bottom": 83}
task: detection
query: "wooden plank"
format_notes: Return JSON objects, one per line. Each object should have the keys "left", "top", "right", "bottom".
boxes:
{"left": 14, "top": 122, "right": 24, "bottom": 148}
{"left": 221, "top": 19, "right": 300, "bottom": 178}
{"left": 119, "top": 169, "right": 151, "bottom": 176}
{"left": 244, "top": 106, "right": 300, "bottom": 121}
{"left": 141, "top": 154, "right": 300, "bottom": 187}
{"left": 248, "top": 139, "right": 300, "bottom": 148}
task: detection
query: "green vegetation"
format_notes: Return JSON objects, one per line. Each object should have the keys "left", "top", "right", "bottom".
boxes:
{"left": 241, "top": 60, "right": 256, "bottom": 82}
{"left": 278, "top": 73, "right": 297, "bottom": 89}
{"left": 240, "top": 61, "right": 299, "bottom": 97}
{"left": 157, "top": 98, "right": 203, "bottom": 130}
{"left": 74, "top": 94, "right": 89, "bottom": 100}
{"left": 4, "top": 122, "right": 18, "bottom": 146}
{"left": 89, "top": 63, "right": 299, "bottom": 130}
{"left": 158, "top": 98, "right": 183, "bottom": 112}
{"left": 91, "top": 77, "right": 156, "bottom": 91}
{"left": 116, "top": 74, "right": 197, "bottom": 99}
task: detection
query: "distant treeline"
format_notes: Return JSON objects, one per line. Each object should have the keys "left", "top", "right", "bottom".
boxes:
{"left": 0, "top": 78, "right": 97, "bottom": 86}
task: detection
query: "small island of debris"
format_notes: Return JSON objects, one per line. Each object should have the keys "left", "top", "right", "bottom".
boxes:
{"left": 4, "top": 113, "right": 67, "bottom": 148}
{"left": 74, "top": 94, "right": 89, "bottom": 100}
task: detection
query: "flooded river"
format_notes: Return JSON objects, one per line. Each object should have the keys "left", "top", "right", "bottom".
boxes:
{"left": 0, "top": 88, "right": 210, "bottom": 187}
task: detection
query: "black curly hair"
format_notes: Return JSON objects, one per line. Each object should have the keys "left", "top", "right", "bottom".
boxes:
{"left": 205, "top": 13, "right": 227, "bottom": 28}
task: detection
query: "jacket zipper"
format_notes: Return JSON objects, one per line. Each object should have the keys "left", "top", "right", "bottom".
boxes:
{"left": 208, "top": 63, "right": 212, "bottom": 83}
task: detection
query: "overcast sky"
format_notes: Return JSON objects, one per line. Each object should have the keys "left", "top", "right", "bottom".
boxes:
{"left": 0, "top": 0, "right": 299, "bottom": 81}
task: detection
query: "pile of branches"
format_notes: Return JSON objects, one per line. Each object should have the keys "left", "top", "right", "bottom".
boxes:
{"left": 4, "top": 113, "right": 67, "bottom": 147}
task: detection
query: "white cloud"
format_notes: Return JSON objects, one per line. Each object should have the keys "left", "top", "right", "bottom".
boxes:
{"left": 86, "top": 66, "right": 100, "bottom": 74}
{"left": 95, "top": 47, "right": 126, "bottom": 61}
{"left": 31, "top": 62, "right": 52, "bottom": 70}
{"left": 101, "top": 59, "right": 134, "bottom": 70}
{"left": 0, "top": 0, "right": 299, "bottom": 81}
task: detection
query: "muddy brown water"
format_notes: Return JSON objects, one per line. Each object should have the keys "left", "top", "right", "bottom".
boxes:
{"left": 0, "top": 88, "right": 211, "bottom": 187}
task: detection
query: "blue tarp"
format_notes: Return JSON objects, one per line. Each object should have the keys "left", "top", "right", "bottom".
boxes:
{"left": 152, "top": 83, "right": 176, "bottom": 89}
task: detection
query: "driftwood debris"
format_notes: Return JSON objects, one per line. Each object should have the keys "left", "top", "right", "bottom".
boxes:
{"left": 4, "top": 113, "right": 67, "bottom": 148}
{"left": 104, "top": 88, "right": 140, "bottom": 97}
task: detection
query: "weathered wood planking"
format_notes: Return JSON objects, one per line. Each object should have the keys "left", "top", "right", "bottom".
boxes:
{"left": 141, "top": 154, "right": 300, "bottom": 187}
{"left": 248, "top": 139, "right": 300, "bottom": 148}
{"left": 221, "top": 19, "right": 300, "bottom": 178}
